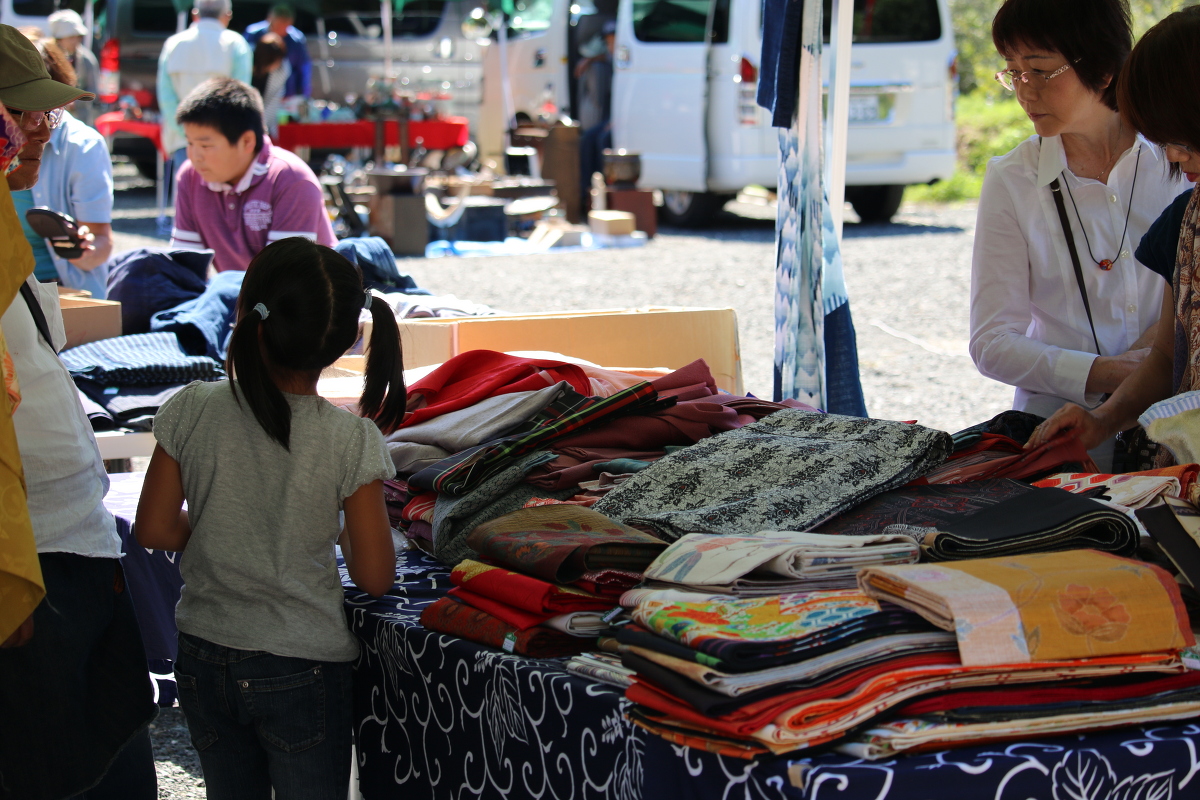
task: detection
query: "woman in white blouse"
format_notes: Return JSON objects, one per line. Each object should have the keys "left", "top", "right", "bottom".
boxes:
{"left": 969, "top": 0, "right": 1187, "bottom": 468}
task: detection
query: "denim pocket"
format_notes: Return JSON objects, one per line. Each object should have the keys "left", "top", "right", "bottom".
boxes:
{"left": 174, "top": 671, "right": 220, "bottom": 751}
{"left": 239, "top": 665, "right": 326, "bottom": 753}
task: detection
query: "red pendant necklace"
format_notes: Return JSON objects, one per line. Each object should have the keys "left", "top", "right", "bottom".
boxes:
{"left": 1061, "top": 146, "right": 1141, "bottom": 271}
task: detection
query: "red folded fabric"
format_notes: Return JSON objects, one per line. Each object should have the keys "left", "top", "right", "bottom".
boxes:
{"left": 926, "top": 435, "right": 1097, "bottom": 484}
{"left": 449, "top": 559, "right": 614, "bottom": 613}
{"left": 574, "top": 569, "right": 642, "bottom": 597}
{"left": 401, "top": 350, "right": 593, "bottom": 428}
{"left": 400, "top": 491, "right": 437, "bottom": 524}
{"left": 419, "top": 597, "right": 590, "bottom": 657}
{"left": 627, "top": 651, "right": 960, "bottom": 736}
{"left": 448, "top": 587, "right": 550, "bottom": 630}
{"left": 893, "top": 670, "right": 1200, "bottom": 716}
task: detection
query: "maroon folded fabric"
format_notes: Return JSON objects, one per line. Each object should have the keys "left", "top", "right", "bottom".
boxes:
{"left": 925, "top": 435, "right": 1097, "bottom": 484}
{"left": 895, "top": 671, "right": 1200, "bottom": 716}
{"left": 419, "top": 597, "right": 591, "bottom": 657}
{"left": 526, "top": 448, "right": 663, "bottom": 491}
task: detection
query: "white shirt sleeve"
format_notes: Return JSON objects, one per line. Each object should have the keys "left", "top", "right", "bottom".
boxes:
{"left": 969, "top": 160, "right": 1100, "bottom": 408}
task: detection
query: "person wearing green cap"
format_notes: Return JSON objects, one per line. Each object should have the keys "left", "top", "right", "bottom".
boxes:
{"left": 0, "top": 23, "right": 158, "bottom": 800}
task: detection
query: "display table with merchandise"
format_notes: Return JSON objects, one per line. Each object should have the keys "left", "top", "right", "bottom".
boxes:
{"left": 344, "top": 546, "right": 1200, "bottom": 800}
{"left": 276, "top": 117, "right": 470, "bottom": 157}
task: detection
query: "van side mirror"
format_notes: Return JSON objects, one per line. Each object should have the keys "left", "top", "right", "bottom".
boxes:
{"left": 462, "top": 7, "right": 494, "bottom": 41}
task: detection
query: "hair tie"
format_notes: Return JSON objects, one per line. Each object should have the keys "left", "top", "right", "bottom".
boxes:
{"left": 253, "top": 302, "right": 270, "bottom": 320}
{"left": 363, "top": 290, "right": 373, "bottom": 310}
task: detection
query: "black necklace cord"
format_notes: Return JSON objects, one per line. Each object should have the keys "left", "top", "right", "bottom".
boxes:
{"left": 1061, "top": 144, "right": 1142, "bottom": 270}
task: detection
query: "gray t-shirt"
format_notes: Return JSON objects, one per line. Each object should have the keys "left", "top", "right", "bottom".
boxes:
{"left": 154, "top": 380, "right": 395, "bottom": 661}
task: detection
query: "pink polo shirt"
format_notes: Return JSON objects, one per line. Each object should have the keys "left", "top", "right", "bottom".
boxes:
{"left": 170, "top": 137, "right": 336, "bottom": 272}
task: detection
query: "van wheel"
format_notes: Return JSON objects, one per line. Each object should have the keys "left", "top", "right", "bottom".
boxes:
{"left": 846, "top": 185, "right": 905, "bottom": 223}
{"left": 659, "top": 191, "right": 726, "bottom": 227}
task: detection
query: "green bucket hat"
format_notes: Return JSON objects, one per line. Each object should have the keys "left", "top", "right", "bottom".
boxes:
{"left": 0, "top": 24, "right": 94, "bottom": 112}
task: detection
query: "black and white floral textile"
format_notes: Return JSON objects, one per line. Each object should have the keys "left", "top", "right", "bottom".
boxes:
{"left": 346, "top": 550, "right": 1200, "bottom": 800}
{"left": 592, "top": 411, "right": 953, "bottom": 540}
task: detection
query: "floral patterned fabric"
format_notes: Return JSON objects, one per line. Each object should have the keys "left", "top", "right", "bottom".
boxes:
{"left": 593, "top": 411, "right": 952, "bottom": 540}
{"left": 1170, "top": 187, "right": 1200, "bottom": 396}
{"left": 630, "top": 589, "right": 880, "bottom": 650}
{"left": 465, "top": 505, "right": 668, "bottom": 583}
{"left": 858, "top": 550, "right": 1194, "bottom": 667}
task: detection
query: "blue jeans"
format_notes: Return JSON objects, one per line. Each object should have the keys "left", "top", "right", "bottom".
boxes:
{"left": 174, "top": 633, "right": 353, "bottom": 800}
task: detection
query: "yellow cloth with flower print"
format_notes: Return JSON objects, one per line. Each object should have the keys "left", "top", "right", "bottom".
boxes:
{"left": 858, "top": 550, "right": 1193, "bottom": 667}
{"left": 0, "top": 177, "right": 43, "bottom": 644}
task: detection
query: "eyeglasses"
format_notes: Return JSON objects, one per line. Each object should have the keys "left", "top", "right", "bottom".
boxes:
{"left": 994, "top": 62, "right": 1074, "bottom": 92}
{"left": 7, "top": 107, "right": 66, "bottom": 132}
{"left": 1164, "top": 142, "right": 1195, "bottom": 155}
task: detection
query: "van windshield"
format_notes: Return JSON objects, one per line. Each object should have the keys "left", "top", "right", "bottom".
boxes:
{"left": 631, "top": 0, "right": 729, "bottom": 44}
{"left": 484, "top": 0, "right": 555, "bottom": 37}
{"left": 821, "top": 0, "right": 941, "bottom": 43}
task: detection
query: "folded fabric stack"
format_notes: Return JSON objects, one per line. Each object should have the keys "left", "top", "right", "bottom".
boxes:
{"left": 641, "top": 530, "right": 919, "bottom": 594}
{"left": 384, "top": 354, "right": 823, "bottom": 565}
{"left": 419, "top": 505, "right": 667, "bottom": 656}
{"left": 63, "top": 332, "right": 226, "bottom": 432}
{"left": 614, "top": 550, "right": 1194, "bottom": 758}
{"left": 564, "top": 651, "right": 634, "bottom": 688}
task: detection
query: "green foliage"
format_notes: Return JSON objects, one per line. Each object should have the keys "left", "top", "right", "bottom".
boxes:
{"left": 908, "top": 0, "right": 1190, "bottom": 203}
{"left": 949, "top": 0, "right": 1189, "bottom": 99}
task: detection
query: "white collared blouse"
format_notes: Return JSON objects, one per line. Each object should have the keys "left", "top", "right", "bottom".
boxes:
{"left": 969, "top": 133, "right": 1188, "bottom": 417}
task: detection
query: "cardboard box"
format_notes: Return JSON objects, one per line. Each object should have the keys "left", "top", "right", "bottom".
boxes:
{"left": 588, "top": 210, "right": 636, "bottom": 236}
{"left": 59, "top": 296, "right": 121, "bottom": 350}
{"left": 358, "top": 307, "right": 742, "bottom": 393}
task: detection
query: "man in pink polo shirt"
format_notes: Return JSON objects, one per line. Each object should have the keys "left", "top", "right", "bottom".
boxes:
{"left": 169, "top": 77, "right": 334, "bottom": 271}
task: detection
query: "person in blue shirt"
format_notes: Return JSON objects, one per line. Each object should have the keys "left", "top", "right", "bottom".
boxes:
{"left": 15, "top": 32, "right": 113, "bottom": 298}
{"left": 244, "top": 4, "right": 312, "bottom": 100}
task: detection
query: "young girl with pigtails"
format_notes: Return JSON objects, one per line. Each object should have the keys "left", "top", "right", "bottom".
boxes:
{"left": 135, "top": 236, "right": 406, "bottom": 799}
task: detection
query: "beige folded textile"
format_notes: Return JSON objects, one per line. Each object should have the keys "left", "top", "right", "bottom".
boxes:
{"left": 642, "top": 531, "right": 919, "bottom": 594}
{"left": 858, "top": 550, "right": 1194, "bottom": 666}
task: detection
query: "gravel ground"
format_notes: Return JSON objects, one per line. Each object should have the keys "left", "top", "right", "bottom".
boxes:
{"left": 108, "top": 163, "right": 1014, "bottom": 798}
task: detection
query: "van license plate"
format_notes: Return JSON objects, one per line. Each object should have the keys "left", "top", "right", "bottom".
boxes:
{"left": 848, "top": 95, "right": 881, "bottom": 122}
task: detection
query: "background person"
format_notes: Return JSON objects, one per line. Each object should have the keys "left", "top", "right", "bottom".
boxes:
{"left": 0, "top": 24, "right": 156, "bottom": 800}
{"left": 244, "top": 4, "right": 312, "bottom": 101}
{"left": 169, "top": 78, "right": 335, "bottom": 272}
{"left": 45, "top": 9, "right": 98, "bottom": 127}
{"left": 251, "top": 32, "right": 291, "bottom": 138}
{"left": 576, "top": 19, "right": 615, "bottom": 208}
{"left": 157, "top": 0, "right": 252, "bottom": 195}
{"left": 1029, "top": 7, "right": 1200, "bottom": 457}
{"left": 968, "top": 0, "right": 1187, "bottom": 470}
{"left": 15, "top": 31, "right": 113, "bottom": 297}
{"left": 136, "top": 237, "right": 404, "bottom": 799}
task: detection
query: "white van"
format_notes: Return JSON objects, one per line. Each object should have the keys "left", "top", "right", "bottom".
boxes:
{"left": 0, "top": 0, "right": 53, "bottom": 32}
{"left": 485, "top": 0, "right": 956, "bottom": 224}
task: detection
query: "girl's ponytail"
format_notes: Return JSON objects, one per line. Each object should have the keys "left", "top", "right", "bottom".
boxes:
{"left": 359, "top": 293, "right": 407, "bottom": 434}
{"left": 226, "top": 300, "right": 294, "bottom": 449}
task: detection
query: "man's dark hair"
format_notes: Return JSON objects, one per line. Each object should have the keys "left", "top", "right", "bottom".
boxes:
{"left": 1118, "top": 5, "right": 1200, "bottom": 176}
{"left": 269, "top": 4, "right": 295, "bottom": 20}
{"left": 992, "top": 0, "right": 1131, "bottom": 112}
{"left": 176, "top": 77, "right": 264, "bottom": 151}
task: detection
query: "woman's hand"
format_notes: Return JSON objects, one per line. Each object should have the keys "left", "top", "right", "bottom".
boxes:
{"left": 1026, "top": 403, "right": 1109, "bottom": 451}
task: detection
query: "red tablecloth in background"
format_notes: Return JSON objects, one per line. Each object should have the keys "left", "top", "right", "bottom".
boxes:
{"left": 95, "top": 111, "right": 164, "bottom": 156}
{"left": 276, "top": 117, "right": 470, "bottom": 152}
